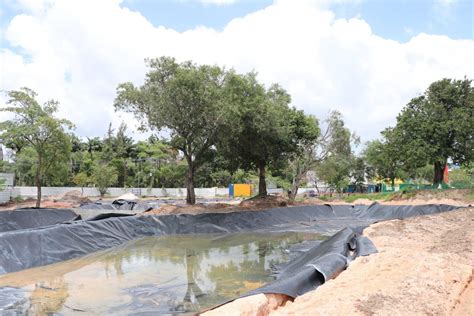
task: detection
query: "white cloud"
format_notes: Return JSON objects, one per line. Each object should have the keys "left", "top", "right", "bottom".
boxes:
{"left": 199, "top": 0, "right": 237, "bottom": 5}
{"left": 436, "top": 0, "right": 457, "bottom": 6}
{"left": 0, "top": 0, "right": 473, "bottom": 142}
{"left": 176, "top": 0, "right": 238, "bottom": 6}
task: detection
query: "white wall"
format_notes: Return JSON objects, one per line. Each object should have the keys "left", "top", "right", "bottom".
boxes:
{"left": 10, "top": 186, "right": 228, "bottom": 199}
{"left": 0, "top": 189, "right": 12, "bottom": 203}
{"left": 7, "top": 186, "right": 328, "bottom": 200}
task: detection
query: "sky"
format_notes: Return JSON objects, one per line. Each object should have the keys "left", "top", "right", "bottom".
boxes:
{"left": 0, "top": 0, "right": 473, "bottom": 143}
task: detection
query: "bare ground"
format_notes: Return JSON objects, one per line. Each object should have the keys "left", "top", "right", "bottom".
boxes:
{"left": 204, "top": 207, "right": 474, "bottom": 316}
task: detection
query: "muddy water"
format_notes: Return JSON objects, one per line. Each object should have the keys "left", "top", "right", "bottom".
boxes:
{"left": 0, "top": 232, "right": 325, "bottom": 315}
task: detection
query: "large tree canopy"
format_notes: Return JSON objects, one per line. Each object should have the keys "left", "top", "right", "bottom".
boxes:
{"left": 114, "top": 57, "right": 227, "bottom": 204}
{"left": 0, "top": 88, "right": 73, "bottom": 207}
{"left": 220, "top": 72, "right": 317, "bottom": 196}
{"left": 394, "top": 78, "right": 473, "bottom": 185}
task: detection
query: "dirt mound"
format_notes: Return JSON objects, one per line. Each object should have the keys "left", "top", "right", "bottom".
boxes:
{"left": 239, "top": 195, "right": 288, "bottom": 209}
{"left": 143, "top": 196, "right": 289, "bottom": 216}
{"left": 142, "top": 202, "right": 235, "bottom": 216}
{"left": 388, "top": 188, "right": 471, "bottom": 201}
{"left": 48, "top": 190, "right": 91, "bottom": 207}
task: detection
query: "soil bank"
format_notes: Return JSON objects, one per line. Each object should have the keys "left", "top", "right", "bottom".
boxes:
{"left": 204, "top": 207, "right": 474, "bottom": 315}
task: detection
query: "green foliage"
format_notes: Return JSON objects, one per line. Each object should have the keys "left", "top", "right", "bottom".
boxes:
{"left": 364, "top": 128, "right": 404, "bottom": 185}
{"left": 72, "top": 172, "right": 91, "bottom": 194}
{"left": 115, "top": 57, "right": 227, "bottom": 204}
{"left": 220, "top": 72, "right": 317, "bottom": 196}
{"left": 0, "top": 88, "right": 73, "bottom": 207}
{"left": 393, "top": 78, "right": 474, "bottom": 184}
{"left": 92, "top": 162, "right": 118, "bottom": 197}
{"left": 449, "top": 168, "right": 473, "bottom": 189}
{"left": 343, "top": 192, "right": 394, "bottom": 203}
{"left": 315, "top": 111, "right": 357, "bottom": 193}
{"left": 317, "top": 155, "right": 351, "bottom": 193}
{"left": 13, "top": 196, "right": 24, "bottom": 203}
{"left": 350, "top": 157, "right": 367, "bottom": 186}
{"left": 2, "top": 74, "right": 469, "bottom": 203}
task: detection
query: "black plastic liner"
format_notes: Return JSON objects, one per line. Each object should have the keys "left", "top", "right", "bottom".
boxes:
{"left": 247, "top": 227, "right": 375, "bottom": 298}
{"left": 0, "top": 203, "right": 457, "bottom": 310}
{"left": 0, "top": 203, "right": 462, "bottom": 313}
{"left": 79, "top": 198, "right": 237, "bottom": 211}
{"left": 79, "top": 199, "right": 152, "bottom": 211}
{"left": 0, "top": 208, "right": 80, "bottom": 233}
{"left": 0, "top": 203, "right": 458, "bottom": 277}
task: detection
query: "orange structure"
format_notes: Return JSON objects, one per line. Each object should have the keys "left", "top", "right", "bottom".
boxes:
{"left": 230, "top": 184, "right": 252, "bottom": 197}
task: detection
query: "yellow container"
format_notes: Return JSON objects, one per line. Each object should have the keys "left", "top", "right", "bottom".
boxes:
{"left": 233, "top": 184, "right": 252, "bottom": 197}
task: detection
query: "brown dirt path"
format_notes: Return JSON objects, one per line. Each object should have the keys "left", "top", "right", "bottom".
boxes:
{"left": 204, "top": 207, "right": 474, "bottom": 315}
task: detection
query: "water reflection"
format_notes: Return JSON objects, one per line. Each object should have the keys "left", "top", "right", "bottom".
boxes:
{"left": 0, "top": 232, "right": 325, "bottom": 315}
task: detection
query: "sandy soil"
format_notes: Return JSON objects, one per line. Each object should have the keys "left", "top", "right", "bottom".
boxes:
{"left": 2, "top": 189, "right": 471, "bottom": 214}
{"left": 142, "top": 195, "right": 288, "bottom": 215}
{"left": 143, "top": 191, "right": 472, "bottom": 216}
{"left": 0, "top": 190, "right": 91, "bottom": 211}
{"left": 204, "top": 207, "right": 474, "bottom": 316}
{"left": 301, "top": 189, "right": 473, "bottom": 207}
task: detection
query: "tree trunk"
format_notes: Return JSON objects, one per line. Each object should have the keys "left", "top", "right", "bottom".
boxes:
{"left": 288, "top": 179, "right": 300, "bottom": 203}
{"left": 35, "top": 156, "right": 42, "bottom": 208}
{"left": 433, "top": 161, "right": 445, "bottom": 186}
{"left": 258, "top": 161, "right": 267, "bottom": 196}
{"left": 186, "top": 157, "right": 196, "bottom": 205}
{"left": 391, "top": 177, "right": 395, "bottom": 191}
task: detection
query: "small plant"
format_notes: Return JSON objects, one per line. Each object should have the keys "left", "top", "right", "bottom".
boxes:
{"left": 72, "top": 172, "right": 90, "bottom": 196}
{"left": 13, "top": 196, "right": 24, "bottom": 203}
{"left": 92, "top": 162, "right": 118, "bottom": 197}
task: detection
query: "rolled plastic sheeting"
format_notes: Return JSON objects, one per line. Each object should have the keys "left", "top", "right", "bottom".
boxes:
{"left": 247, "top": 227, "right": 376, "bottom": 298}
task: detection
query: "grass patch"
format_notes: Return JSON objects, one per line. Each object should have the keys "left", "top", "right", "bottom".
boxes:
{"left": 13, "top": 196, "right": 24, "bottom": 203}
{"left": 318, "top": 195, "right": 335, "bottom": 202}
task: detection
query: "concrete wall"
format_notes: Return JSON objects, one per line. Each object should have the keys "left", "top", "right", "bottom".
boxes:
{"left": 0, "top": 173, "right": 15, "bottom": 186}
{"left": 6, "top": 186, "right": 323, "bottom": 200}
{"left": 10, "top": 186, "right": 226, "bottom": 199}
{"left": 0, "top": 189, "right": 12, "bottom": 203}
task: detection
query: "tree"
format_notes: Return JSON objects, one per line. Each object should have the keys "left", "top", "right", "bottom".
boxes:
{"left": 72, "top": 172, "right": 90, "bottom": 195}
{"left": 317, "top": 155, "right": 352, "bottom": 193}
{"left": 102, "top": 122, "right": 136, "bottom": 187}
{"left": 92, "top": 162, "right": 118, "bottom": 197}
{"left": 393, "top": 78, "right": 473, "bottom": 185}
{"left": 0, "top": 88, "right": 73, "bottom": 207}
{"left": 221, "top": 72, "right": 301, "bottom": 196}
{"left": 135, "top": 137, "right": 179, "bottom": 188}
{"left": 364, "top": 127, "right": 404, "bottom": 188}
{"left": 286, "top": 110, "right": 361, "bottom": 200}
{"left": 115, "top": 57, "right": 226, "bottom": 204}
{"left": 350, "top": 156, "right": 367, "bottom": 191}
{"left": 314, "top": 111, "right": 357, "bottom": 193}
{"left": 286, "top": 114, "right": 320, "bottom": 202}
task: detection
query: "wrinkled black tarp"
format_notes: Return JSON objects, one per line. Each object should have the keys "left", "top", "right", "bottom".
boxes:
{"left": 247, "top": 227, "right": 375, "bottom": 298}
{"left": 79, "top": 199, "right": 152, "bottom": 211}
{"left": 0, "top": 208, "right": 79, "bottom": 233}
{"left": 0, "top": 203, "right": 458, "bottom": 277}
{"left": 0, "top": 203, "right": 462, "bottom": 313}
{"left": 79, "top": 198, "right": 237, "bottom": 211}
